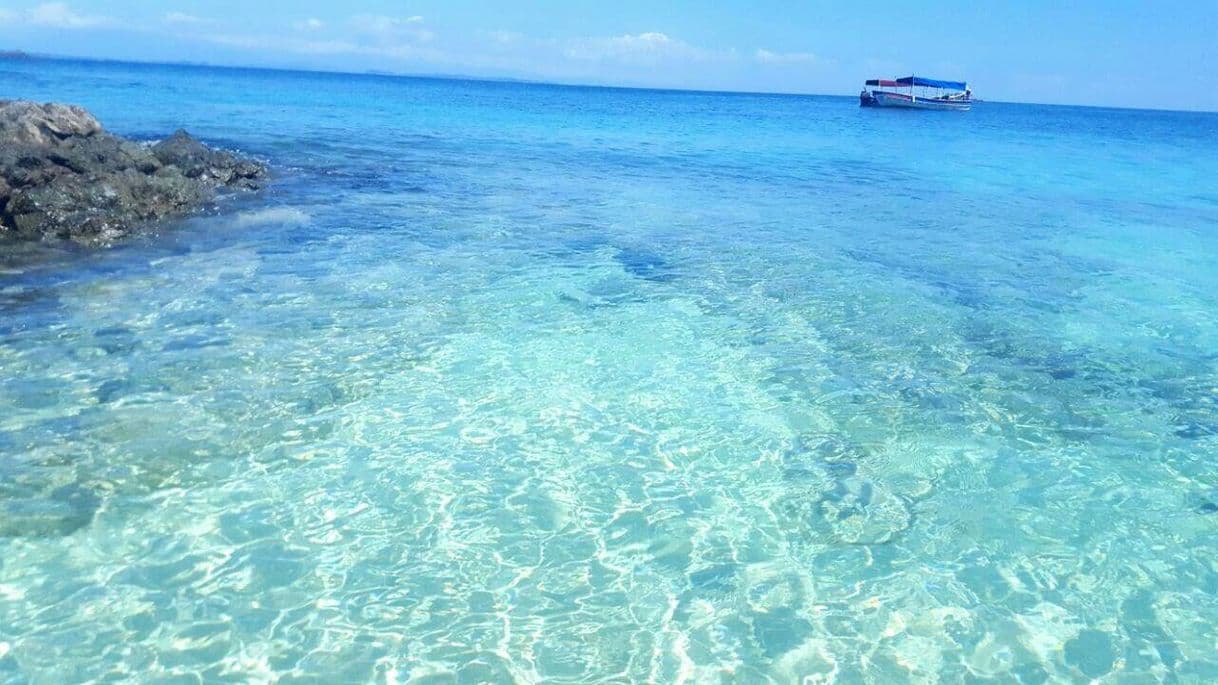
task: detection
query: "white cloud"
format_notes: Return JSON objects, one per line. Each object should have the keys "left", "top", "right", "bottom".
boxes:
{"left": 21, "top": 2, "right": 111, "bottom": 29}
{"left": 195, "top": 12, "right": 444, "bottom": 65}
{"left": 350, "top": 14, "right": 423, "bottom": 33}
{"left": 201, "top": 30, "right": 445, "bottom": 64}
{"left": 755, "top": 49, "right": 821, "bottom": 65}
{"left": 164, "top": 12, "right": 206, "bottom": 24}
{"left": 566, "top": 32, "right": 728, "bottom": 65}
{"left": 349, "top": 14, "right": 433, "bottom": 42}
{"left": 294, "top": 18, "right": 325, "bottom": 31}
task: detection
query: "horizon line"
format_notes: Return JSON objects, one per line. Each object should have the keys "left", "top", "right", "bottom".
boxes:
{"left": 5, "top": 51, "right": 1217, "bottom": 115}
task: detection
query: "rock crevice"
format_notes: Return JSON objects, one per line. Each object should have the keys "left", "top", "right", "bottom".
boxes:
{"left": 0, "top": 100, "right": 267, "bottom": 244}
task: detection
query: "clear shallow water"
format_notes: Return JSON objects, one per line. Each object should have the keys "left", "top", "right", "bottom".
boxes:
{"left": 2, "top": 58, "right": 1218, "bottom": 683}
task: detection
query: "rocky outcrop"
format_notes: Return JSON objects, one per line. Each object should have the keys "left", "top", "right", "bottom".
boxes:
{"left": 0, "top": 100, "right": 267, "bottom": 244}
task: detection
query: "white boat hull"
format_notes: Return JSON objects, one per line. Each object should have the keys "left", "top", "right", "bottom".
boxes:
{"left": 869, "top": 91, "right": 971, "bottom": 111}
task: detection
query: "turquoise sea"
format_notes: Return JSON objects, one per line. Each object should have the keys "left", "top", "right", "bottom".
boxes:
{"left": 2, "top": 58, "right": 1218, "bottom": 683}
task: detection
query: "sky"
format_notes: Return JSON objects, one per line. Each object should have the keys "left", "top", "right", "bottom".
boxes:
{"left": 1, "top": 1, "right": 1215, "bottom": 110}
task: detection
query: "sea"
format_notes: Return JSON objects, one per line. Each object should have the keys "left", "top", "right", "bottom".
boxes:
{"left": 2, "top": 57, "right": 1218, "bottom": 683}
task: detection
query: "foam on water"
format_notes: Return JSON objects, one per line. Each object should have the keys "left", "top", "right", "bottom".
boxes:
{"left": 1, "top": 58, "right": 1218, "bottom": 682}
{"left": 231, "top": 207, "right": 313, "bottom": 228}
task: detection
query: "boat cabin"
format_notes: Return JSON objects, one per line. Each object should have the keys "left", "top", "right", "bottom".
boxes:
{"left": 860, "top": 76, "right": 972, "bottom": 111}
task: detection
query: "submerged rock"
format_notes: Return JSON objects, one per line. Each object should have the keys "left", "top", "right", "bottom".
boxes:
{"left": 0, "top": 484, "right": 101, "bottom": 539}
{"left": 0, "top": 100, "right": 267, "bottom": 245}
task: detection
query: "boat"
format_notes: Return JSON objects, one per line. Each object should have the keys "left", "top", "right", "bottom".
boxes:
{"left": 860, "top": 76, "right": 972, "bottom": 111}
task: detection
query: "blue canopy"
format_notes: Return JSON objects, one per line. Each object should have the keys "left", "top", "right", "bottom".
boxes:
{"left": 896, "top": 76, "right": 967, "bottom": 90}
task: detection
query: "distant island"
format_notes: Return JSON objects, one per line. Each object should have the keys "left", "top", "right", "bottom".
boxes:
{"left": 0, "top": 50, "right": 34, "bottom": 60}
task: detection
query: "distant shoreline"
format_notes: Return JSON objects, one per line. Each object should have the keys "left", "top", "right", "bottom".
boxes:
{"left": 5, "top": 51, "right": 1217, "bottom": 114}
{"left": 3, "top": 50, "right": 832, "bottom": 101}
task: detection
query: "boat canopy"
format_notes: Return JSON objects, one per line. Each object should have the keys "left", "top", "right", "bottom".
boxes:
{"left": 896, "top": 76, "right": 967, "bottom": 90}
{"left": 865, "top": 79, "right": 901, "bottom": 87}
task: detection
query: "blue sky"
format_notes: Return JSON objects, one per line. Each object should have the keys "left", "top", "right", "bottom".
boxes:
{"left": 1, "top": 1, "right": 1215, "bottom": 110}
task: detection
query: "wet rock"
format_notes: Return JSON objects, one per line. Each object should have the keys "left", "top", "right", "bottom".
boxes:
{"left": 152, "top": 130, "right": 264, "bottom": 189}
{"left": 0, "top": 100, "right": 102, "bottom": 145}
{"left": 0, "top": 100, "right": 267, "bottom": 245}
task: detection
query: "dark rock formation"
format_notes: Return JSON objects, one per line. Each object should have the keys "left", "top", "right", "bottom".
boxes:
{"left": 0, "top": 100, "right": 267, "bottom": 245}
